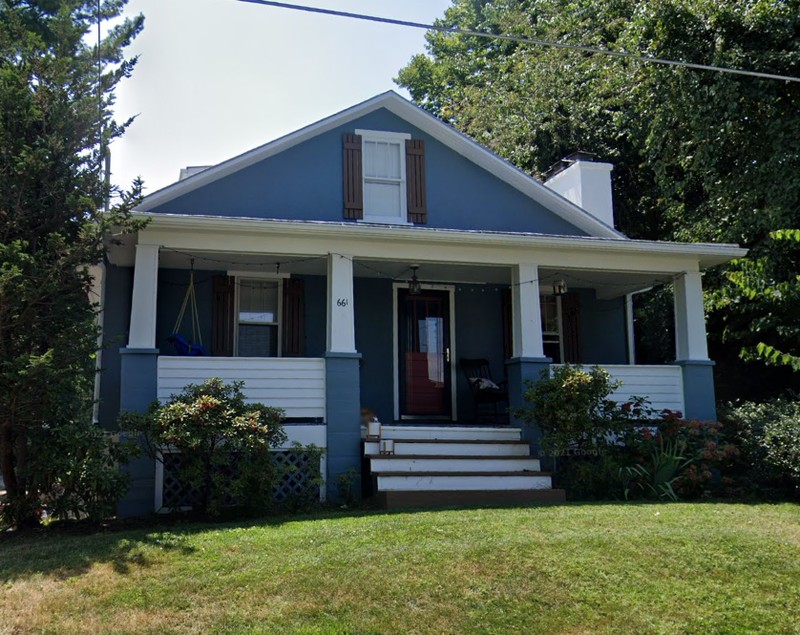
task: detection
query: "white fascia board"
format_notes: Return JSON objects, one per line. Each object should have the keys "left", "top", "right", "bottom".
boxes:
{"left": 134, "top": 213, "right": 747, "bottom": 269}
{"left": 136, "top": 92, "right": 622, "bottom": 239}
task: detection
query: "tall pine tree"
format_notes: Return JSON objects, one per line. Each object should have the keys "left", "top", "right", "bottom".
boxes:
{"left": 0, "top": 0, "right": 144, "bottom": 527}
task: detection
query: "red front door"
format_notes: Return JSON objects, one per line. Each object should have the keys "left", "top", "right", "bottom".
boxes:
{"left": 398, "top": 289, "right": 452, "bottom": 419}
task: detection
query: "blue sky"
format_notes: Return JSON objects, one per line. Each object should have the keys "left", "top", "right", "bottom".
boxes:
{"left": 112, "top": 0, "right": 452, "bottom": 193}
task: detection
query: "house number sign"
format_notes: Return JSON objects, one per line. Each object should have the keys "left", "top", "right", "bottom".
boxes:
{"left": 336, "top": 298, "right": 349, "bottom": 307}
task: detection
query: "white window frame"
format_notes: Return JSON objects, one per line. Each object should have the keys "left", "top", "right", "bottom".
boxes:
{"left": 229, "top": 271, "right": 287, "bottom": 358}
{"left": 541, "top": 294, "right": 565, "bottom": 363}
{"left": 355, "top": 129, "right": 412, "bottom": 225}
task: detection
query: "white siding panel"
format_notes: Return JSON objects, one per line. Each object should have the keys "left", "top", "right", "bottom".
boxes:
{"left": 551, "top": 365, "right": 685, "bottom": 414}
{"left": 604, "top": 365, "right": 684, "bottom": 414}
{"left": 157, "top": 357, "right": 326, "bottom": 420}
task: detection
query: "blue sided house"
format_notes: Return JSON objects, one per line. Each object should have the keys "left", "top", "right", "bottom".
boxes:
{"left": 100, "top": 92, "right": 746, "bottom": 513}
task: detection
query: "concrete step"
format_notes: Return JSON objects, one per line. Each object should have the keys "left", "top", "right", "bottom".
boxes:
{"left": 378, "top": 489, "right": 566, "bottom": 509}
{"left": 375, "top": 472, "right": 553, "bottom": 492}
{"left": 368, "top": 455, "right": 541, "bottom": 473}
{"left": 375, "top": 425, "right": 521, "bottom": 442}
{"left": 363, "top": 440, "right": 531, "bottom": 457}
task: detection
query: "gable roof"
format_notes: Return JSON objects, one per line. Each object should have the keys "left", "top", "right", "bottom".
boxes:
{"left": 135, "top": 91, "right": 624, "bottom": 239}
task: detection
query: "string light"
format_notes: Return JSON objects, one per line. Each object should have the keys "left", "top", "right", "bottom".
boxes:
{"left": 157, "top": 248, "right": 673, "bottom": 294}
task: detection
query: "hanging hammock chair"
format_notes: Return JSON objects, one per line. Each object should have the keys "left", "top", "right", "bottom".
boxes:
{"left": 168, "top": 261, "right": 208, "bottom": 356}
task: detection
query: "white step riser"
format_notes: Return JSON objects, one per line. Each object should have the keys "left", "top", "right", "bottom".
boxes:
{"left": 363, "top": 441, "right": 530, "bottom": 456}
{"left": 377, "top": 474, "right": 553, "bottom": 492}
{"left": 370, "top": 457, "right": 541, "bottom": 473}
{"left": 377, "top": 426, "right": 521, "bottom": 441}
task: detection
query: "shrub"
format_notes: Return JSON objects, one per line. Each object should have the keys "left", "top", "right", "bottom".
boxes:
{"left": 120, "top": 378, "right": 289, "bottom": 517}
{"left": 514, "top": 365, "right": 636, "bottom": 499}
{"left": 514, "top": 364, "right": 626, "bottom": 456}
{"left": 720, "top": 399, "right": 800, "bottom": 499}
{"left": 1, "top": 421, "right": 134, "bottom": 528}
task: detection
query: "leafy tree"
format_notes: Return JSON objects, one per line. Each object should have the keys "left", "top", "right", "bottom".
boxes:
{"left": 721, "top": 229, "right": 800, "bottom": 371}
{"left": 398, "top": 0, "right": 800, "bottom": 397}
{"left": 0, "top": 0, "right": 144, "bottom": 527}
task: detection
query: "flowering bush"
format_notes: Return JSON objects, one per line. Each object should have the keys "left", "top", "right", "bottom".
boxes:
{"left": 515, "top": 364, "right": 739, "bottom": 500}
{"left": 619, "top": 415, "right": 740, "bottom": 500}
{"left": 120, "top": 378, "right": 288, "bottom": 517}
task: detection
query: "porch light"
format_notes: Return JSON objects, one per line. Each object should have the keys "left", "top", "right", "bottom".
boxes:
{"left": 409, "top": 265, "right": 422, "bottom": 295}
{"left": 553, "top": 279, "right": 568, "bottom": 296}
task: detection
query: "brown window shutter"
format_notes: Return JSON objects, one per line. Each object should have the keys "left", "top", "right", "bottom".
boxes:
{"left": 405, "top": 138, "right": 427, "bottom": 224}
{"left": 211, "top": 275, "right": 235, "bottom": 357}
{"left": 343, "top": 133, "right": 363, "bottom": 219}
{"left": 501, "top": 288, "right": 513, "bottom": 360}
{"left": 561, "top": 292, "right": 582, "bottom": 363}
{"left": 281, "top": 277, "right": 305, "bottom": 357}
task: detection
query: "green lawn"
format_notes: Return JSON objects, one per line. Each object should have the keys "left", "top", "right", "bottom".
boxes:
{"left": 1, "top": 503, "right": 799, "bottom": 635}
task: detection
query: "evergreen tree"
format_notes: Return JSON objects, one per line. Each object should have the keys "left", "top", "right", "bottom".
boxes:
{"left": 0, "top": 0, "right": 144, "bottom": 527}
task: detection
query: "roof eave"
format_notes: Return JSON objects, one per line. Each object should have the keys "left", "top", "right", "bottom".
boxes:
{"left": 132, "top": 212, "right": 747, "bottom": 268}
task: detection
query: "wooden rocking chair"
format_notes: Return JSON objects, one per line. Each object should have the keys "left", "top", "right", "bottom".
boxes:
{"left": 459, "top": 358, "right": 509, "bottom": 424}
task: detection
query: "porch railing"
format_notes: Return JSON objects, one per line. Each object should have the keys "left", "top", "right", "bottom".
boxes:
{"left": 554, "top": 364, "right": 685, "bottom": 415}
{"left": 157, "top": 356, "right": 326, "bottom": 421}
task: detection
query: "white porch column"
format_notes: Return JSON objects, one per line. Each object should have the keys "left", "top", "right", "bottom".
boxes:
{"left": 326, "top": 253, "right": 356, "bottom": 354}
{"left": 128, "top": 244, "right": 160, "bottom": 349}
{"left": 625, "top": 293, "right": 636, "bottom": 365}
{"left": 511, "top": 263, "right": 545, "bottom": 358}
{"left": 673, "top": 271, "right": 709, "bottom": 361}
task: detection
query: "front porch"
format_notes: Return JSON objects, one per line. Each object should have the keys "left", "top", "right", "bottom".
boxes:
{"left": 139, "top": 250, "right": 699, "bottom": 423}
{"left": 110, "top": 217, "right": 725, "bottom": 509}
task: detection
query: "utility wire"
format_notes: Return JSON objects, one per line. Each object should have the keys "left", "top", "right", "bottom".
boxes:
{"left": 236, "top": 0, "right": 800, "bottom": 84}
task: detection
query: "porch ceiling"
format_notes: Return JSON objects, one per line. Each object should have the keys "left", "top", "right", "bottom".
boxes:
{"left": 155, "top": 250, "right": 513, "bottom": 285}
{"left": 353, "top": 259, "right": 512, "bottom": 285}
{"left": 538, "top": 268, "right": 675, "bottom": 299}
{"left": 142, "top": 249, "right": 672, "bottom": 298}
{"left": 155, "top": 249, "right": 330, "bottom": 277}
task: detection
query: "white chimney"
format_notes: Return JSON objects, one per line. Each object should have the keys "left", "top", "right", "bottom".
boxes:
{"left": 179, "top": 165, "right": 210, "bottom": 181}
{"left": 544, "top": 152, "right": 615, "bottom": 228}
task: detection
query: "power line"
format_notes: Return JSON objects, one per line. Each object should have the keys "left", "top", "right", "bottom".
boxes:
{"left": 236, "top": 0, "right": 800, "bottom": 84}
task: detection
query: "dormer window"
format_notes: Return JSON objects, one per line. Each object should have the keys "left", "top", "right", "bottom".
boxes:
{"left": 358, "top": 130, "right": 410, "bottom": 223}
{"left": 343, "top": 131, "right": 427, "bottom": 224}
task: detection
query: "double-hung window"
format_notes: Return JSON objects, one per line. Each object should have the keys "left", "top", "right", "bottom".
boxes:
{"left": 356, "top": 129, "right": 410, "bottom": 224}
{"left": 540, "top": 294, "right": 563, "bottom": 363}
{"left": 236, "top": 278, "right": 282, "bottom": 357}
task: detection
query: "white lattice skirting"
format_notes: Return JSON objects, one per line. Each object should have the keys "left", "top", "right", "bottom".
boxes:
{"left": 153, "top": 425, "right": 327, "bottom": 512}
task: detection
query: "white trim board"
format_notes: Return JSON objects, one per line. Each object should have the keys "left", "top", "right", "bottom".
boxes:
{"left": 135, "top": 91, "right": 622, "bottom": 239}
{"left": 135, "top": 213, "right": 747, "bottom": 270}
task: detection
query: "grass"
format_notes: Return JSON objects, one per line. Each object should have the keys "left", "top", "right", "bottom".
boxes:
{"left": 1, "top": 503, "right": 799, "bottom": 634}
